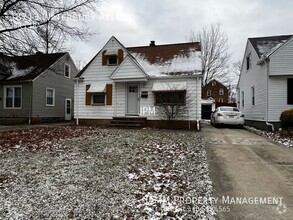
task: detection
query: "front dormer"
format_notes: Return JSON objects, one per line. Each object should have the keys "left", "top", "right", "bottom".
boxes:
{"left": 102, "top": 49, "right": 124, "bottom": 66}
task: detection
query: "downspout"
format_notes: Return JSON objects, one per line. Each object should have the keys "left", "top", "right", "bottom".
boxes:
{"left": 196, "top": 76, "right": 201, "bottom": 131}
{"left": 265, "top": 60, "right": 275, "bottom": 131}
{"left": 114, "top": 82, "right": 117, "bottom": 116}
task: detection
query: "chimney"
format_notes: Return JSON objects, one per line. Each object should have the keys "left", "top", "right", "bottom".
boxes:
{"left": 150, "top": 41, "right": 156, "bottom": 46}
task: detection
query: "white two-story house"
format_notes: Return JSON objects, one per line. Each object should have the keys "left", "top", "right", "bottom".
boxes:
{"left": 237, "top": 35, "right": 293, "bottom": 131}
{"left": 74, "top": 36, "right": 202, "bottom": 129}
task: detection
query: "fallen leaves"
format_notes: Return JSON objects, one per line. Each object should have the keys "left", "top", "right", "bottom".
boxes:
{"left": 0, "top": 127, "right": 216, "bottom": 219}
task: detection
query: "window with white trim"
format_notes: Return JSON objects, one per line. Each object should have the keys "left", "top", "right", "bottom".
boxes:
{"left": 219, "top": 89, "right": 224, "bottom": 95}
{"left": 92, "top": 93, "right": 105, "bottom": 105}
{"left": 154, "top": 91, "right": 186, "bottom": 105}
{"left": 46, "top": 88, "right": 55, "bottom": 106}
{"left": 4, "top": 86, "right": 21, "bottom": 108}
{"left": 241, "top": 91, "right": 245, "bottom": 108}
{"left": 246, "top": 53, "right": 251, "bottom": 71}
{"left": 212, "top": 81, "right": 216, "bottom": 86}
{"left": 108, "top": 55, "right": 118, "bottom": 65}
{"left": 251, "top": 86, "right": 255, "bottom": 106}
{"left": 218, "top": 98, "right": 223, "bottom": 103}
{"left": 287, "top": 79, "right": 293, "bottom": 104}
{"left": 64, "top": 64, "right": 71, "bottom": 78}
{"left": 207, "top": 90, "right": 211, "bottom": 96}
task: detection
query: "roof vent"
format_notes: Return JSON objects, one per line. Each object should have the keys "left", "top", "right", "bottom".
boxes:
{"left": 150, "top": 41, "right": 156, "bottom": 46}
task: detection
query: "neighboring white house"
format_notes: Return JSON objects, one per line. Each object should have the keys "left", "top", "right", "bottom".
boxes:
{"left": 74, "top": 36, "right": 202, "bottom": 129}
{"left": 237, "top": 35, "right": 293, "bottom": 131}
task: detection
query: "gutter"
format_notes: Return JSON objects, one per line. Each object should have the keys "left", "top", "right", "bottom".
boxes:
{"left": 265, "top": 60, "right": 275, "bottom": 132}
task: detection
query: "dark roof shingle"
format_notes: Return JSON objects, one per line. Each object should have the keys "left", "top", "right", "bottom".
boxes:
{"left": 249, "top": 35, "right": 292, "bottom": 58}
{"left": 126, "top": 42, "right": 201, "bottom": 64}
{"left": 0, "top": 52, "right": 66, "bottom": 82}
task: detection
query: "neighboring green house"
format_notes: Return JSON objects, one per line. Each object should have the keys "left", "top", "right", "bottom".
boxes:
{"left": 0, "top": 52, "right": 77, "bottom": 124}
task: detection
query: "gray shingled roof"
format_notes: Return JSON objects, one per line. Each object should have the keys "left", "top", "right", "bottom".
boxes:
{"left": 0, "top": 52, "right": 66, "bottom": 82}
{"left": 249, "top": 35, "right": 292, "bottom": 58}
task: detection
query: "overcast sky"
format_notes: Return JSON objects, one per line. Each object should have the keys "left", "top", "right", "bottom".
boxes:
{"left": 71, "top": 0, "right": 293, "bottom": 66}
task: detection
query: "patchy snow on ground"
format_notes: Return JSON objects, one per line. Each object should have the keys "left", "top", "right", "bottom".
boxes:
{"left": 0, "top": 126, "right": 216, "bottom": 219}
{"left": 245, "top": 126, "right": 293, "bottom": 148}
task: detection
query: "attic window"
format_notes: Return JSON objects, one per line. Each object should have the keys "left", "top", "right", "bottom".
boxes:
{"left": 246, "top": 53, "right": 251, "bottom": 71}
{"left": 108, "top": 55, "right": 118, "bottom": 65}
{"left": 64, "top": 64, "right": 71, "bottom": 78}
{"left": 212, "top": 81, "right": 216, "bottom": 86}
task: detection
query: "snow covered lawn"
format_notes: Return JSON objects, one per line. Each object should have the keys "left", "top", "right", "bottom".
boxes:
{"left": 0, "top": 126, "right": 216, "bottom": 219}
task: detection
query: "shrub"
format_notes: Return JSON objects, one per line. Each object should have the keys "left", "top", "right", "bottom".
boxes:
{"left": 280, "top": 109, "right": 293, "bottom": 130}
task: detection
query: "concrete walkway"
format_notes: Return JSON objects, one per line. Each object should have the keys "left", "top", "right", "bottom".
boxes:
{"left": 203, "top": 124, "right": 293, "bottom": 220}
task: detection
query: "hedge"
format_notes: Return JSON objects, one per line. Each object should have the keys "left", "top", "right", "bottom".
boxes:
{"left": 280, "top": 109, "right": 293, "bottom": 130}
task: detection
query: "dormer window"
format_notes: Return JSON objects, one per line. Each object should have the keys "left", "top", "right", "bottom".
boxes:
{"left": 102, "top": 49, "right": 124, "bottom": 66}
{"left": 108, "top": 55, "right": 118, "bottom": 65}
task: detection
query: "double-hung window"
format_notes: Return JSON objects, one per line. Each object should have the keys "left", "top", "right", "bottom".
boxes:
{"left": 5, "top": 86, "right": 21, "bottom": 108}
{"left": 46, "top": 88, "right": 55, "bottom": 106}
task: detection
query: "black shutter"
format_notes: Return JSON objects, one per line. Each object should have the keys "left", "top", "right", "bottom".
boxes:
{"left": 288, "top": 79, "right": 293, "bottom": 104}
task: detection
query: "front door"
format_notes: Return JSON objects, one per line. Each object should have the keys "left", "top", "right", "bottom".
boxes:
{"left": 65, "top": 98, "right": 72, "bottom": 120}
{"left": 126, "top": 84, "right": 139, "bottom": 115}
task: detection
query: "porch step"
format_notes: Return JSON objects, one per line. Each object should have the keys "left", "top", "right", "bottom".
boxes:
{"left": 110, "top": 117, "right": 147, "bottom": 128}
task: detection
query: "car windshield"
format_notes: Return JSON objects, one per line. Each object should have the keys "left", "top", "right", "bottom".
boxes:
{"left": 219, "top": 107, "right": 240, "bottom": 112}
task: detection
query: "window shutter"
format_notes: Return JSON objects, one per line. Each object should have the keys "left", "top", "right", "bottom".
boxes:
{"left": 102, "top": 50, "right": 107, "bottom": 66}
{"left": 118, "top": 49, "right": 124, "bottom": 64}
{"left": 106, "top": 84, "right": 113, "bottom": 105}
{"left": 85, "top": 84, "right": 91, "bottom": 105}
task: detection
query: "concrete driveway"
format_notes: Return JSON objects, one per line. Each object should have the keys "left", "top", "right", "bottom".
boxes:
{"left": 203, "top": 124, "right": 293, "bottom": 220}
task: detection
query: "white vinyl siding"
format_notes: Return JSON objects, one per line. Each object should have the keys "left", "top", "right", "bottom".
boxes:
{"left": 270, "top": 38, "right": 293, "bottom": 76}
{"left": 238, "top": 41, "right": 267, "bottom": 121}
{"left": 268, "top": 76, "right": 293, "bottom": 121}
{"left": 110, "top": 57, "right": 147, "bottom": 80}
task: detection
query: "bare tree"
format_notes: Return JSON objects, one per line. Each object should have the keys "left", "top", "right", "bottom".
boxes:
{"left": 0, "top": 0, "right": 101, "bottom": 55}
{"left": 189, "top": 24, "right": 231, "bottom": 85}
{"left": 231, "top": 60, "right": 242, "bottom": 77}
